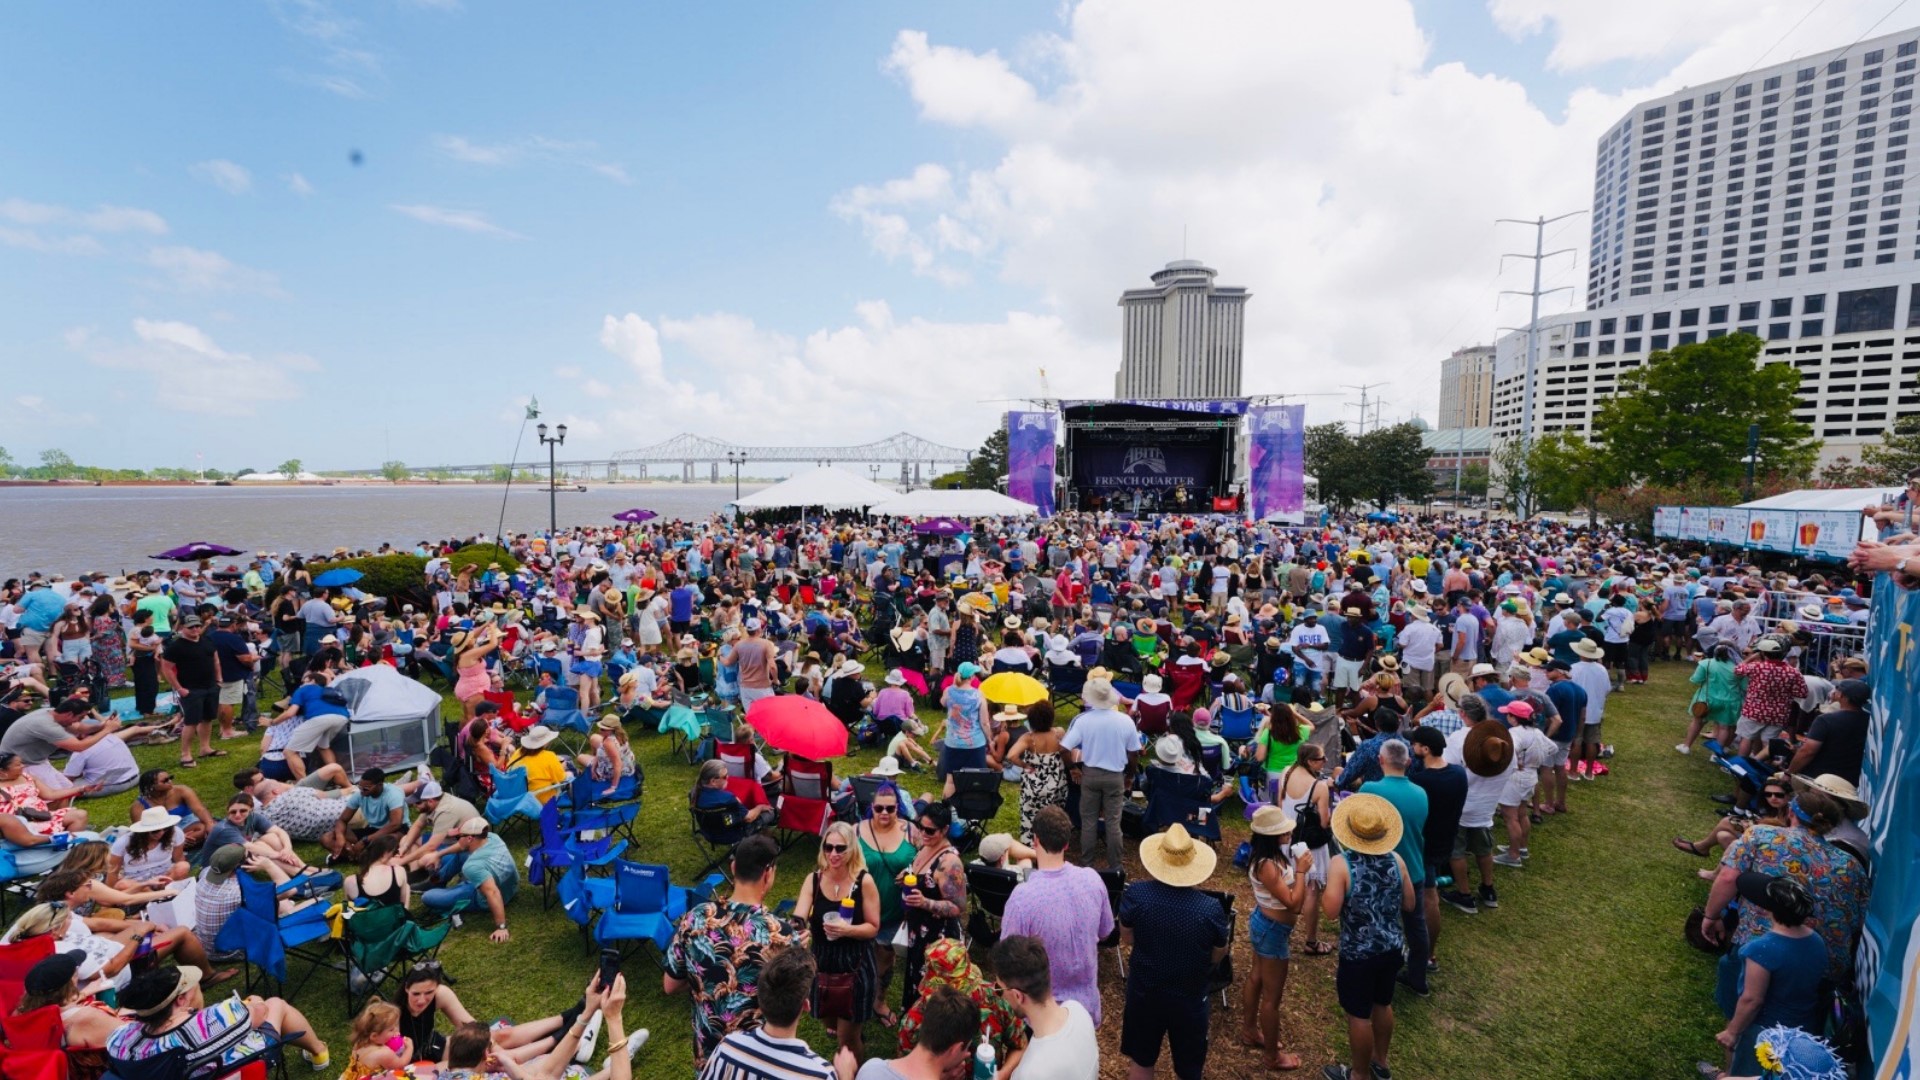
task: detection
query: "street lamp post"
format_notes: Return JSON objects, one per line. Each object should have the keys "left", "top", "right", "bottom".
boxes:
{"left": 726, "top": 451, "right": 747, "bottom": 502}
{"left": 537, "top": 422, "right": 567, "bottom": 536}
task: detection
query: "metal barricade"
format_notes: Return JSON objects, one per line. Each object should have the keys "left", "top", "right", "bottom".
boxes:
{"left": 1755, "top": 615, "right": 1866, "bottom": 678}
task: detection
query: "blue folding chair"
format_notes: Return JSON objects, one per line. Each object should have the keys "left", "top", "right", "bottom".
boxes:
{"left": 557, "top": 863, "right": 615, "bottom": 953}
{"left": 485, "top": 766, "right": 545, "bottom": 837}
{"left": 563, "top": 772, "right": 642, "bottom": 846}
{"left": 1215, "top": 705, "right": 1258, "bottom": 744}
{"left": 213, "top": 870, "right": 341, "bottom": 996}
{"left": 592, "top": 860, "right": 722, "bottom": 966}
{"left": 530, "top": 799, "right": 627, "bottom": 909}
{"left": 541, "top": 685, "right": 590, "bottom": 741}
{"left": 1141, "top": 767, "right": 1224, "bottom": 842}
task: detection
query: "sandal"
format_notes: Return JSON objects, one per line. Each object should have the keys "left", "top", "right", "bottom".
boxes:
{"left": 1265, "top": 1051, "right": 1302, "bottom": 1071}
{"left": 179, "top": 759, "right": 198, "bottom": 769}
{"left": 205, "top": 749, "right": 230, "bottom": 758}
{"left": 1299, "top": 940, "right": 1334, "bottom": 956}
{"left": 873, "top": 1006, "right": 899, "bottom": 1027}
{"left": 1238, "top": 1034, "right": 1265, "bottom": 1050}
{"left": 205, "top": 967, "right": 242, "bottom": 986}
{"left": 1672, "top": 837, "right": 1710, "bottom": 857}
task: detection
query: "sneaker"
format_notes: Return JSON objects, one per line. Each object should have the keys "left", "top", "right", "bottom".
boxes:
{"left": 1478, "top": 884, "right": 1499, "bottom": 909}
{"left": 1394, "top": 972, "right": 1430, "bottom": 998}
{"left": 1372, "top": 1066, "right": 1394, "bottom": 1080}
{"left": 1601, "top": 744, "right": 1614, "bottom": 758}
{"left": 573, "top": 1010, "right": 603, "bottom": 1063}
{"left": 619, "top": 1029, "right": 650, "bottom": 1063}
{"left": 1440, "top": 890, "right": 1479, "bottom": 914}
{"left": 1321, "top": 1067, "right": 1353, "bottom": 1080}
{"left": 1492, "top": 852, "right": 1525, "bottom": 869}
{"left": 1674, "top": 743, "right": 1691, "bottom": 755}
{"left": 1573, "top": 761, "right": 1590, "bottom": 778}
{"left": 302, "top": 1049, "right": 330, "bottom": 1072}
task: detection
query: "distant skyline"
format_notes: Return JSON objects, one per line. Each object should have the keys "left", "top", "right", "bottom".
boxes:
{"left": 2, "top": 0, "right": 1911, "bottom": 471}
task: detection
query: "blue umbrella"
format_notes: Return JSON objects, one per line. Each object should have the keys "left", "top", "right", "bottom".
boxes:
{"left": 312, "top": 568, "right": 364, "bottom": 587}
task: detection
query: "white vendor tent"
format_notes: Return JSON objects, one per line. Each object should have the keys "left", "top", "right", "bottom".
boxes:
{"left": 1738, "top": 487, "right": 1902, "bottom": 511}
{"left": 328, "top": 663, "right": 441, "bottom": 774}
{"left": 234, "top": 470, "right": 328, "bottom": 483}
{"left": 733, "top": 467, "right": 898, "bottom": 511}
{"left": 868, "top": 489, "right": 1040, "bottom": 517}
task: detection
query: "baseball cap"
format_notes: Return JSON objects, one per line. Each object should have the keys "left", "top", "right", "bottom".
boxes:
{"left": 23, "top": 952, "right": 86, "bottom": 996}
{"left": 408, "top": 780, "right": 444, "bottom": 803}
{"left": 204, "top": 844, "right": 248, "bottom": 884}
{"left": 456, "top": 818, "right": 491, "bottom": 837}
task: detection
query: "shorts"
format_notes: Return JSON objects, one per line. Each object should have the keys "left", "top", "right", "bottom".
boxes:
{"left": 1500, "top": 771, "right": 1540, "bottom": 808}
{"left": 1249, "top": 907, "right": 1295, "bottom": 960}
{"left": 938, "top": 744, "right": 988, "bottom": 780}
{"left": 1735, "top": 717, "right": 1782, "bottom": 743}
{"left": 257, "top": 754, "right": 295, "bottom": 782}
{"left": 570, "top": 660, "right": 603, "bottom": 679}
{"left": 179, "top": 686, "right": 218, "bottom": 726}
{"left": 1545, "top": 741, "right": 1572, "bottom": 768}
{"left": 219, "top": 681, "right": 248, "bottom": 707}
{"left": 1451, "top": 825, "right": 1494, "bottom": 860}
{"left": 739, "top": 685, "right": 774, "bottom": 709}
{"left": 1120, "top": 985, "right": 1210, "bottom": 1080}
{"left": 286, "top": 713, "right": 350, "bottom": 755}
{"left": 1335, "top": 949, "right": 1404, "bottom": 1018}
{"left": 1603, "top": 642, "right": 1628, "bottom": 666}
{"left": 275, "top": 631, "right": 300, "bottom": 656}
{"left": 1580, "top": 721, "right": 1604, "bottom": 745}
{"left": 1332, "top": 657, "right": 1366, "bottom": 690}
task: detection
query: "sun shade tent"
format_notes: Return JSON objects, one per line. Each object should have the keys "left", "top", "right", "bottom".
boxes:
{"left": 329, "top": 663, "right": 442, "bottom": 774}
{"left": 867, "top": 489, "right": 1041, "bottom": 517}
{"left": 1737, "top": 486, "right": 1903, "bottom": 511}
{"left": 731, "top": 467, "right": 898, "bottom": 511}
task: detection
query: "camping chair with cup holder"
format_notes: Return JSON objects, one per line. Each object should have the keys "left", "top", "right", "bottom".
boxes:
{"left": 340, "top": 899, "right": 456, "bottom": 1014}
{"left": 529, "top": 798, "right": 628, "bottom": 911}
{"left": 212, "top": 870, "right": 342, "bottom": 1000}
{"left": 591, "top": 860, "right": 724, "bottom": 969}
{"left": 945, "top": 769, "right": 1004, "bottom": 854}
{"left": 774, "top": 757, "right": 836, "bottom": 846}
{"left": 1141, "top": 766, "right": 1223, "bottom": 843}
{"left": 963, "top": 864, "right": 1021, "bottom": 948}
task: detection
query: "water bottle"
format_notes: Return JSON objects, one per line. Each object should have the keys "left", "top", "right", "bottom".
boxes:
{"left": 838, "top": 896, "right": 856, "bottom": 924}
{"left": 974, "top": 1042, "right": 996, "bottom": 1080}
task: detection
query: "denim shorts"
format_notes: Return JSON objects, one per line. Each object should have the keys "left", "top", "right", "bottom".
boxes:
{"left": 1248, "top": 907, "right": 1295, "bottom": 960}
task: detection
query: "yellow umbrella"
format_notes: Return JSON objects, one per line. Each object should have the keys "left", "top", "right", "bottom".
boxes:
{"left": 978, "top": 671, "right": 1048, "bottom": 707}
{"left": 958, "top": 592, "right": 995, "bottom": 613}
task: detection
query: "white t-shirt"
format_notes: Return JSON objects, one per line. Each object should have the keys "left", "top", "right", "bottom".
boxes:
{"left": 1443, "top": 727, "right": 1512, "bottom": 829}
{"left": 1398, "top": 621, "right": 1442, "bottom": 670}
{"left": 111, "top": 827, "right": 184, "bottom": 882}
{"left": 1012, "top": 1000, "right": 1098, "bottom": 1080}
{"left": 1286, "top": 624, "right": 1332, "bottom": 671}
{"left": 1599, "top": 606, "right": 1633, "bottom": 644}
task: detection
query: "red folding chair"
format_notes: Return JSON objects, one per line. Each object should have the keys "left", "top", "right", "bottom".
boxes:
{"left": 776, "top": 756, "right": 834, "bottom": 841}
{"left": 0, "top": 938, "right": 54, "bottom": 988}
{"left": 1166, "top": 663, "right": 1206, "bottom": 712}
{"left": 0, "top": 1006, "right": 66, "bottom": 1080}
{"left": 482, "top": 691, "right": 532, "bottom": 732}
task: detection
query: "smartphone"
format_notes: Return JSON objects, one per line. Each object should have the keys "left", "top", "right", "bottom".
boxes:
{"left": 598, "top": 947, "right": 621, "bottom": 987}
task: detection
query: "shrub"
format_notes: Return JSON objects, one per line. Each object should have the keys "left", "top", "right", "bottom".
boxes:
{"left": 447, "top": 543, "right": 519, "bottom": 577}
{"left": 307, "top": 554, "right": 427, "bottom": 598}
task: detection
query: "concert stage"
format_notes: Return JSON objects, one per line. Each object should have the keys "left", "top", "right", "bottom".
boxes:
{"left": 1059, "top": 399, "right": 1246, "bottom": 513}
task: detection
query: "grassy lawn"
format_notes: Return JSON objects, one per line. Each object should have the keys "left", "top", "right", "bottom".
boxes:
{"left": 80, "top": 660, "right": 1726, "bottom": 1077}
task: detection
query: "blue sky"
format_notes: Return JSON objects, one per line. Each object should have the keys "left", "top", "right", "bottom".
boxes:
{"left": 1, "top": 0, "right": 1902, "bottom": 472}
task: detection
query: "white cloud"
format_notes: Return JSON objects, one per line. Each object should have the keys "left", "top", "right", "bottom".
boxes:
{"left": 285, "top": 172, "right": 315, "bottom": 196}
{"left": 190, "top": 159, "right": 253, "bottom": 195}
{"left": 430, "top": 134, "right": 631, "bottom": 183}
{"left": 1488, "top": 0, "right": 1901, "bottom": 74}
{"left": 274, "top": 0, "right": 383, "bottom": 98}
{"left": 884, "top": 30, "right": 1039, "bottom": 135}
{"left": 0, "top": 198, "right": 167, "bottom": 235}
{"left": 0, "top": 227, "right": 103, "bottom": 256}
{"left": 389, "top": 204, "right": 525, "bottom": 238}
{"left": 75, "top": 318, "right": 317, "bottom": 414}
{"left": 144, "top": 246, "right": 283, "bottom": 295}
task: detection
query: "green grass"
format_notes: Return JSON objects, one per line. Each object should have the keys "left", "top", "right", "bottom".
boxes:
{"left": 82, "top": 662, "right": 1726, "bottom": 1077}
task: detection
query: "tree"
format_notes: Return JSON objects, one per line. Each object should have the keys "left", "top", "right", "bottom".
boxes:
{"left": 1355, "top": 423, "right": 1433, "bottom": 510}
{"left": 488, "top": 464, "right": 513, "bottom": 483}
{"left": 1526, "top": 431, "right": 1620, "bottom": 526}
{"left": 1860, "top": 413, "right": 1920, "bottom": 482}
{"left": 962, "top": 426, "right": 1008, "bottom": 490}
{"left": 380, "top": 460, "right": 409, "bottom": 482}
{"left": 276, "top": 459, "right": 304, "bottom": 478}
{"left": 1589, "top": 333, "right": 1817, "bottom": 487}
{"left": 1304, "top": 423, "right": 1364, "bottom": 510}
{"left": 0, "top": 446, "right": 13, "bottom": 477}
{"left": 929, "top": 470, "right": 967, "bottom": 490}
{"left": 1816, "top": 455, "right": 1886, "bottom": 489}
{"left": 1492, "top": 438, "right": 1534, "bottom": 514}
{"left": 1455, "top": 462, "right": 1490, "bottom": 498}
{"left": 39, "top": 449, "right": 75, "bottom": 479}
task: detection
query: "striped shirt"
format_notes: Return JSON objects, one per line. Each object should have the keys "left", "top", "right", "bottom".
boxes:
{"left": 697, "top": 1028, "right": 835, "bottom": 1080}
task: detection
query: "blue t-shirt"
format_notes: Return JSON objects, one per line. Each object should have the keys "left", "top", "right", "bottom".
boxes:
{"left": 1738, "top": 931, "right": 1828, "bottom": 1029}
{"left": 669, "top": 587, "right": 696, "bottom": 623}
{"left": 943, "top": 686, "right": 986, "bottom": 750}
{"left": 1477, "top": 685, "right": 1514, "bottom": 720}
{"left": 289, "top": 683, "right": 350, "bottom": 720}
{"left": 346, "top": 784, "right": 408, "bottom": 829}
{"left": 1545, "top": 681, "right": 1587, "bottom": 743}
{"left": 1359, "top": 775, "right": 1429, "bottom": 887}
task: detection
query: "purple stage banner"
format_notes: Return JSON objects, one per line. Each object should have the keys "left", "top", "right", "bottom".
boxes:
{"left": 1072, "top": 442, "right": 1218, "bottom": 492}
{"left": 1005, "top": 411, "right": 1057, "bottom": 517}
{"left": 1247, "top": 404, "right": 1305, "bottom": 520}
{"left": 1060, "top": 398, "right": 1250, "bottom": 415}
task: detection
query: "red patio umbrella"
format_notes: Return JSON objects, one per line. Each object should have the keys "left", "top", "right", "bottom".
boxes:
{"left": 745, "top": 695, "right": 849, "bottom": 760}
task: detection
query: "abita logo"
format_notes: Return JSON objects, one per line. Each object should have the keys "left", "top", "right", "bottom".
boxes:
{"left": 1122, "top": 447, "right": 1166, "bottom": 474}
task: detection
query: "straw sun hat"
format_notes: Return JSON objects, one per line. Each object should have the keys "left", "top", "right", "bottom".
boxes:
{"left": 1138, "top": 822, "right": 1216, "bottom": 887}
{"left": 1331, "top": 793, "right": 1403, "bottom": 856}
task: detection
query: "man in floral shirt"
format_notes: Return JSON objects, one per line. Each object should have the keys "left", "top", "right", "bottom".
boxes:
{"left": 663, "top": 834, "right": 807, "bottom": 1070}
{"left": 1732, "top": 638, "right": 1806, "bottom": 757}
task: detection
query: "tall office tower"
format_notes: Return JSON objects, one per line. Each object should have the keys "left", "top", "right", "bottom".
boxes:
{"left": 1439, "top": 345, "right": 1496, "bottom": 428}
{"left": 1114, "top": 260, "right": 1251, "bottom": 399}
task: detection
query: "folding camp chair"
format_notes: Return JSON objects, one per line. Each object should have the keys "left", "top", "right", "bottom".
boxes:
{"left": 1200, "top": 887, "right": 1237, "bottom": 1006}
{"left": 946, "top": 769, "right": 1004, "bottom": 853}
{"left": 556, "top": 862, "right": 615, "bottom": 953}
{"left": 1214, "top": 705, "right": 1259, "bottom": 745}
{"left": 530, "top": 799, "right": 628, "bottom": 909}
{"left": 1166, "top": 664, "right": 1206, "bottom": 711}
{"left": 963, "top": 865, "right": 1021, "bottom": 948}
{"left": 1141, "top": 767, "right": 1223, "bottom": 843}
{"left": 1047, "top": 661, "right": 1086, "bottom": 706}
{"left": 341, "top": 901, "right": 455, "bottom": 1013}
{"left": 848, "top": 775, "right": 890, "bottom": 819}
{"left": 775, "top": 757, "right": 835, "bottom": 845}
{"left": 690, "top": 802, "right": 766, "bottom": 876}
{"left": 659, "top": 702, "right": 703, "bottom": 763}
{"left": 481, "top": 690, "right": 532, "bottom": 733}
{"left": 1097, "top": 867, "right": 1126, "bottom": 971}
{"left": 484, "top": 766, "right": 545, "bottom": 840}
{"left": 562, "top": 771, "right": 642, "bottom": 845}
{"left": 213, "top": 871, "right": 340, "bottom": 998}
{"left": 592, "top": 860, "right": 722, "bottom": 968}
{"left": 538, "top": 686, "right": 590, "bottom": 750}
{"left": 701, "top": 706, "right": 738, "bottom": 744}
{"left": 715, "top": 739, "right": 779, "bottom": 805}
{"left": 3, "top": 1003, "right": 72, "bottom": 1080}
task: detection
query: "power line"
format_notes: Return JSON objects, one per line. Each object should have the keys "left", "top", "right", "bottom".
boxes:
{"left": 1497, "top": 211, "right": 1587, "bottom": 516}
{"left": 1342, "top": 382, "right": 1385, "bottom": 435}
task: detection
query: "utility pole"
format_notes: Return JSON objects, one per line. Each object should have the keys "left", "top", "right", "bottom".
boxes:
{"left": 1496, "top": 211, "right": 1584, "bottom": 518}
{"left": 1342, "top": 382, "right": 1384, "bottom": 436}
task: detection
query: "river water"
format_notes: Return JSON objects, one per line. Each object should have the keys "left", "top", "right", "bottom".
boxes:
{"left": 0, "top": 482, "right": 765, "bottom": 581}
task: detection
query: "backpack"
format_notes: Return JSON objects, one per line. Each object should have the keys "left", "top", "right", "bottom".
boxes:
{"left": 1293, "top": 776, "right": 1332, "bottom": 850}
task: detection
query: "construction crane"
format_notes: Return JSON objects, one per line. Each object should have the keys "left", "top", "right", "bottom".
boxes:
{"left": 1037, "top": 366, "right": 1055, "bottom": 402}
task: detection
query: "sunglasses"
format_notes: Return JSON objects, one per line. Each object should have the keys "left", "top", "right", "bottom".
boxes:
{"left": 871, "top": 804, "right": 897, "bottom": 814}
{"left": 822, "top": 843, "right": 849, "bottom": 854}
{"left": 1763, "top": 790, "right": 1789, "bottom": 799}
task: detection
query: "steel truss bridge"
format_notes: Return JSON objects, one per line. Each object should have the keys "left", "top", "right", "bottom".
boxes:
{"left": 336, "top": 432, "right": 974, "bottom": 484}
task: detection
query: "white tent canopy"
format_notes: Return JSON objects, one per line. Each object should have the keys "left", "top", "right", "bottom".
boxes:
{"left": 1738, "top": 486, "right": 1901, "bottom": 511}
{"left": 332, "top": 663, "right": 443, "bottom": 724}
{"left": 234, "top": 470, "right": 327, "bottom": 482}
{"left": 868, "top": 489, "right": 1040, "bottom": 518}
{"left": 733, "top": 467, "right": 898, "bottom": 511}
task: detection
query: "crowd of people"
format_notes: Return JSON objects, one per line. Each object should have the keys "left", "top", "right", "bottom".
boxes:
{"left": 0, "top": 505, "right": 1890, "bottom": 1080}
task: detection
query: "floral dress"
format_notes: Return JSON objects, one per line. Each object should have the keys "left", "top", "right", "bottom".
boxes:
{"left": 90, "top": 614, "right": 129, "bottom": 687}
{"left": 1017, "top": 746, "right": 1068, "bottom": 843}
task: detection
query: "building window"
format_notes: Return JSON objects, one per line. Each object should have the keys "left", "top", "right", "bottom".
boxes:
{"left": 1908, "top": 283, "right": 1920, "bottom": 327}
{"left": 1626, "top": 314, "right": 1644, "bottom": 332}
{"left": 1679, "top": 331, "right": 1700, "bottom": 345}
{"left": 1573, "top": 320, "right": 1592, "bottom": 337}
{"left": 1572, "top": 342, "right": 1590, "bottom": 358}
{"left": 1769, "top": 322, "right": 1791, "bottom": 339}
{"left": 1653, "top": 311, "right": 1672, "bottom": 329}
{"left": 1651, "top": 333, "right": 1670, "bottom": 350}
{"left": 1740, "top": 301, "right": 1761, "bottom": 319}
{"left": 1599, "top": 318, "right": 1617, "bottom": 335}
{"left": 1835, "top": 285, "right": 1899, "bottom": 332}
{"left": 1598, "top": 340, "right": 1616, "bottom": 355}
{"left": 1802, "top": 318, "right": 1825, "bottom": 335}
{"left": 1771, "top": 297, "right": 1793, "bottom": 317}
{"left": 1804, "top": 293, "right": 1827, "bottom": 313}
{"left": 1709, "top": 304, "right": 1730, "bottom": 323}
{"left": 1680, "top": 308, "right": 1701, "bottom": 326}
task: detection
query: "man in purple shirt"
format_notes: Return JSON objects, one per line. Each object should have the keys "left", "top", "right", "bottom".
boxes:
{"left": 999, "top": 806, "right": 1114, "bottom": 1024}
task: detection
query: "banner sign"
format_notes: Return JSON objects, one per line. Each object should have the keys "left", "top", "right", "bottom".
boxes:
{"left": 1652, "top": 506, "right": 1683, "bottom": 539}
{"left": 1060, "top": 398, "right": 1250, "bottom": 415}
{"left": 1862, "top": 575, "right": 1920, "bottom": 1077}
{"left": 1071, "top": 441, "right": 1216, "bottom": 493}
{"left": 1680, "top": 506, "right": 1712, "bottom": 542}
{"left": 1004, "top": 412, "right": 1057, "bottom": 517}
{"left": 1247, "top": 403, "right": 1306, "bottom": 521}
{"left": 1746, "top": 509, "right": 1799, "bottom": 554}
{"left": 1705, "top": 508, "right": 1750, "bottom": 546}
{"left": 1795, "top": 510, "right": 1861, "bottom": 562}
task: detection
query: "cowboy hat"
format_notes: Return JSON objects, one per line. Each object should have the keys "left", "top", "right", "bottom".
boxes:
{"left": 1331, "top": 793, "right": 1403, "bottom": 856}
{"left": 1138, "top": 822, "right": 1216, "bottom": 887}
{"left": 1570, "top": 639, "right": 1605, "bottom": 661}
{"left": 1135, "top": 617, "right": 1158, "bottom": 635}
{"left": 595, "top": 715, "right": 622, "bottom": 732}
{"left": 1469, "top": 662, "right": 1499, "bottom": 678}
{"left": 1463, "top": 723, "right": 1514, "bottom": 778}
{"left": 1081, "top": 677, "right": 1121, "bottom": 710}
{"left": 130, "top": 806, "right": 178, "bottom": 834}
{"left": 1787, "top": 773, "right": 1869, "bottom": 817}
{"left": 1209, "top": 652, "right": 1230, "bottom": 668}
{"left": 1003, "top": 615, "right": 1023, "bottom": 630}
{"left": 1377, "top": 655, "right": 1401, "bottom": 672}
{"left": 1249, "top": 805, "right": 1295, "bottom": 837}
{"left": 520, "top": 726, "right": 559, "bottom": 749}
{"left": 1409, "top": 605, "right": 1431, "bottom": 621}
{"left": 1437, "top": 672, "right": 1469, "bottom": 706}
{"left": 994, "top": 705, "right": 1027, "bottom": 724}
{"left": 1519, "top": 647, "right": 1551, "bottom": 667}
{"left": 870, "top": 756, "right": 903, "bottom": 778}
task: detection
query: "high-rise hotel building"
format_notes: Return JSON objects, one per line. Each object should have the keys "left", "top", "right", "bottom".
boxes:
{"left": 1494, "top": 28, "right": 1920, "bottom": 461}
{"left": 1114, "top": 260, "right": 1250, "bottom": 400}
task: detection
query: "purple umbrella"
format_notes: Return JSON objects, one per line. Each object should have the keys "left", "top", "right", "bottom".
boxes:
{"left": 912, "top": 517, "right": 967, "bottom": 537}
{"left": 612, "top": 508, "right": 658, "bottom": 524}
{"left": 151, "top": 542, "right": 243, "bottom": 561}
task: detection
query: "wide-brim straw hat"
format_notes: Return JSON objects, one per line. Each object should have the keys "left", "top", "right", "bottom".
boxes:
{"left": 1377, "top": 655, "right": 1401, "bottom": 672}
{"left": 130, "top": 806, "right": 178, "bottom": 833}
{"left": 1332, "top": 793, "right": 1402, "bottom": 855}
{"left": 1787, "top": 772, "right": 1870, "bottom": 817}
{"left": 1081, "top": 678, "right": 1121, "bottom": 710}
{"left": 890, "top": 628, "right": 918, "bottom": 651}
{"left": 1250, "top": 805, "right": 1295, "bottom": 837}
{"left": 1138, "top": 822, "right": 1217, "bottom": 887}
{"left": 1463, "top": 723, "right": 1515, "bottom": 778}
{"left": 1571, "top": 639, "right": 1605, "bottom": 660}
{"left": 871, "top": 756, "right": 903, "bottom": 778}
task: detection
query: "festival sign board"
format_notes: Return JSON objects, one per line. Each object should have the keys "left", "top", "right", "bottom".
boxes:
{"left": 1004, "top": 412, "right": 1057, "bottom": 517}
{"left": 1652, "top": 506, "right": 1682, "bottom": 539}
{"left": 1793, "top": 510, "right": 1861, "bottom": 562}
{"left": 1060, "top": 399, "right": 1250, "bottom": 415}
{"left": 1679, "top": 506, "right": 1712, "bottom": 542}
{"left": 1246, "top": 403, "right": 1306, "bottom": 521}
{"left": 1862, "top": 575, "right": 1920, "bottom": 1076}
{"left": 1745, "top": 509, "right": 1799, "bottom": 554}
{"left": 1704, "top": 508, "right": 1750, "bottom": 547}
